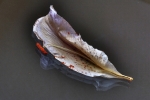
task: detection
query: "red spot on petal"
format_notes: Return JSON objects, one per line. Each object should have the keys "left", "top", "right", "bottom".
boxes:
{"left": 69, "top": 65, "right": 74, "bottom": 69}
{"left": 61, "top": 62, "right": 65, "bottom": 64}
{"left": 61, "top": 56, "right": 65, "bottom": 58}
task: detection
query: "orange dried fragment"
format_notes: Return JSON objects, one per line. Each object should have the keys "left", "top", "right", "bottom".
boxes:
{"left": 36, "top": 43, "right": 48, "bottom": 55}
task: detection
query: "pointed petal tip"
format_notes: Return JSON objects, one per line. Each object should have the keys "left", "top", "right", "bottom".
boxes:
{"left": 50, "top": 5, "right": 57, "bottom": 15}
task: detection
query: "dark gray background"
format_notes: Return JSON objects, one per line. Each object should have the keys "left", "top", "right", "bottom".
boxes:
{"left": 0, "top": 0, "right": 150, "bottom": 100}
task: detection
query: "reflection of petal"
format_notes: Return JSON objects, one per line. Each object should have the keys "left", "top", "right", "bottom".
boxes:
{"left": 33, "top": 5, "right": 132, "bottom": 90}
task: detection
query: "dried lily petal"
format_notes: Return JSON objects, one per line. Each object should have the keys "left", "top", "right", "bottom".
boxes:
{"left": 33, "top": 5, "right": 133, "bottom": 90}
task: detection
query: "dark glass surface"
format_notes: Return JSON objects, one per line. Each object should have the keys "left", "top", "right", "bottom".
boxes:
{"left": 0, "top": 0, "right": 150, "bottom": 100}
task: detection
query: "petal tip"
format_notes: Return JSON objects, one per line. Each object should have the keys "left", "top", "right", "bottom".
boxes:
{"left": 50, "top": 5, "right": 57, "bottom": 15}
